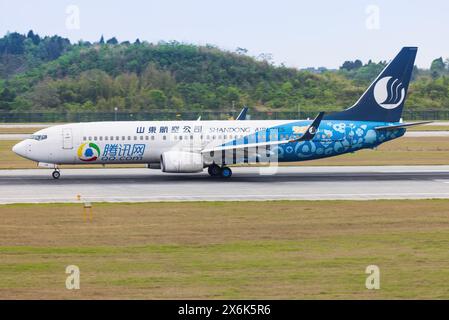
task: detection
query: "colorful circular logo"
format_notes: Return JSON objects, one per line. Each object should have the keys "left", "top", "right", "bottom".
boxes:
{"left": 77, "top": 142, "right": 100, "bottom": 162}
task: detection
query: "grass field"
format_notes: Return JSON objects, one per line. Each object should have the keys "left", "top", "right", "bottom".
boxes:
{"left": 0, "top": 128, "right": 42, "bottom": 134}
{"left": 2, "top": 136, "right": 449, "bottom": 169}
{"left": 0, "top": 200, "right": 448, "bottom": 299}
{"left": 407, "top": 125, "right": 449, "bottom": 131}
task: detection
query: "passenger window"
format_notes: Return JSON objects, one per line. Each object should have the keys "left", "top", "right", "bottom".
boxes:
{"left": 140, "top": 136, "right": 144, "bottom": 140}
{"left": 89, "top": 136, "right": 92, "bottom": 140}
{"left": 122, "top": 136, "right": 125, "bottom": 140}
{"left": 190, "top": 135, "right": 193, "bottom": 140}
{"left": 99, "top": 136, "right": 103, "bottom": 141}
{"left": 134, "top": 136, "right": 137, "bottom": 140}
{"left": 104, "top": 136, "right": 108, "bottom": 141}
{"left": 94, "top": 137, "right": 97, "bottom": 141}
{"left": 145, "top": 136, "right": 148, "bottom": 140}
{"left": 163, "top": 136, "right": 166, "bottom": 140}
{"left": 83, "top": 137, "right": 86, "bottom": 141}
{"left": 127, "top": 136, "right": 131, "bottom": 140}
{"left": 179, "top": 136, "right": 183, "bottom": 141}
{"left": 151, "top": 136, "right": 154, "bottom": 140}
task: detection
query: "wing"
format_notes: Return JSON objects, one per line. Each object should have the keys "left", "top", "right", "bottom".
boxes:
{"left": 201, "top": 112, "right": 324, "bottom": 154}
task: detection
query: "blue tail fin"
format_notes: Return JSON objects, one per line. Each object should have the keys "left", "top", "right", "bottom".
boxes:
{"left": 325, "top": 47, "right": 417, "bottom": 122}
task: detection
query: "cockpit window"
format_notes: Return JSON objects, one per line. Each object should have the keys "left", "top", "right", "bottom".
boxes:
{"left": 31, "top": 135, "right": 48, "bottom": 141}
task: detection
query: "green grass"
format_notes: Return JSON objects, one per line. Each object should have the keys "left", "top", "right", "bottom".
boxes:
{"left": 1, "top": 200, "right": 449, "bottom": 299}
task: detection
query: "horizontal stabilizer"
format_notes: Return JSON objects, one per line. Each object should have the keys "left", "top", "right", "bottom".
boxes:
{"left": 374, "top": 121, "right": 433, "bottom": 131}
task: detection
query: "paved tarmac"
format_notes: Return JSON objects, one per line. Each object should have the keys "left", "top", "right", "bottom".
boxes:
{"left": 1, "top": 166, "right": 449, "bottom": 203}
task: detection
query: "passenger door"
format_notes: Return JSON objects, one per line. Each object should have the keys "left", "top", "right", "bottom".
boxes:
{"left": 62, "top": 128, "right": 73, "bottom": 149}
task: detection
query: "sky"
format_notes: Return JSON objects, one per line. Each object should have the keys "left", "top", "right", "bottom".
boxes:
{"left": 0, "top": 0, "right": 448, "bottom": 69}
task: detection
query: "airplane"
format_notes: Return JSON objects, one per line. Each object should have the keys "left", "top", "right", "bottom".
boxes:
{"left": 13, "top": 47, "right": 431, "bottom": 179}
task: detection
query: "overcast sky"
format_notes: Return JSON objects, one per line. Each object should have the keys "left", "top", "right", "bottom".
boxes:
{"left": 0, "top": 0, "right": 447, "bottom": 69}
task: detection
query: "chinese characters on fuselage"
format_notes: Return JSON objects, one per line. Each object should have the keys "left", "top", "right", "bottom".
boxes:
{"left": 136, "top": 125, "right": 203, "bottom": 134}
{"left": 135, "top": 125, "right": 267, "bottom": 135}
{"left": 101, "top": 144, "right": 146, "bottom": 161}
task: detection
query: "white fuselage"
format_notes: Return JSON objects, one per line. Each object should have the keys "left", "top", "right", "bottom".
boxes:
{"left": 12, "top": 120, "right": 295, "bottom": 166}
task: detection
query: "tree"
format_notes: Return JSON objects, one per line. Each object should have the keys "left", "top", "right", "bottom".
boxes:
{"left": 148, "top": 89, "right": 167, "bottom": 108}
{"left": 430, "top": 57, "right": 446, "bottom": 78}
{"left": 340, "top": 59, "right": 363, "bottom": 71}
{"left": 27, "top": 30, "right": 40, "bottom": 45}
{"left": 0, "top": 32, "right": 26, "bottom": 54}
{"left": 0, "top": 87, "right": 16, "bottom": 110}
{"left": 236, "top": 47, "right": 248, "bottom": 55}
{"left": 99, "top": 35, "right": 105, "bottom": 45}
{"left": 106, "top": 37, "right": 118, "bottom": 45}
{"left": 28, "top": 81, "right": 61, "bottom": 109}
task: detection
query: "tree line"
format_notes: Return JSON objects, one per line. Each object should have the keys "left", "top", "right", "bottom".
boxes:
{"left": 1, "top": 31, "right": 449, "bottom": 114}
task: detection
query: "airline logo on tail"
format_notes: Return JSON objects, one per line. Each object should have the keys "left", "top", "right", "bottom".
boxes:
{"left": 373, "top": 76, "right": 405, "bottom": 109}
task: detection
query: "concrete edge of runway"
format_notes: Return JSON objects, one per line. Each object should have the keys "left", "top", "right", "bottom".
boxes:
{"left": 1, "top": 195, "right": 449, "bottom": 205}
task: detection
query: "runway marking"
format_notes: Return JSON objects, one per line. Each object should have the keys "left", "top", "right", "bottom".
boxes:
{"left": 2, "top": 192, "right": 449, "bottom": 204}
{"left": 433, "top": 179, "right": 449, "bottom": 184}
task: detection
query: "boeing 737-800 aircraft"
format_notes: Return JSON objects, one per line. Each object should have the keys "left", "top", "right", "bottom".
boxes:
{"left": 13, "top": 47, "right": 429, "bottom": 179}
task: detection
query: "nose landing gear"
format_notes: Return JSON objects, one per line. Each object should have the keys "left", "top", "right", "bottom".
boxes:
{"left": 52, "top": 169, "right": 60, "bottom": 179}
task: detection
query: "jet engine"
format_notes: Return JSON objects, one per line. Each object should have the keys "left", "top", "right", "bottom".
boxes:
{"left": 161, "top": 151, "right": 204, "bottom": 173}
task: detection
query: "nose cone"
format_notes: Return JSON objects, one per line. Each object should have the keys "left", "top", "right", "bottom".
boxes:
{"left": 12, "top": 141, "right": 27, "bottom": 158}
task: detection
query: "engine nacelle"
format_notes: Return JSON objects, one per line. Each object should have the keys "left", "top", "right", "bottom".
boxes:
{"left": 161, "top": 151, "right": 204, "bottom": 173}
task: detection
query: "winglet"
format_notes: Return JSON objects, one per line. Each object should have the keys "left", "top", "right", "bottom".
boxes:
{"left": 291, "top": 112, "right": 325, "bottom": 142}
{"left": 236, "top": 106, "right": 249, "bottom": 120}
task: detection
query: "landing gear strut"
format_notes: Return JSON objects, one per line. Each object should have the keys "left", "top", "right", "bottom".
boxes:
{"left": 208, "top": 164, "right": 221, "bottom": 177}
{"left": 208, "top": 164, "right": 232, "bottom": 178}
{"left": 52, "top": 169, "right": 60, "bottom": 179}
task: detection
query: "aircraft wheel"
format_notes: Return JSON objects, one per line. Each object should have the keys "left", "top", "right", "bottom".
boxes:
{"left": 208, "top": 164, "right": 221, "bottom": 177}
{"left": 52, "top": 170, "right": 60, "bottom": 179}
{"left": 220, "top": 167, "right": 232, "bottom": 178}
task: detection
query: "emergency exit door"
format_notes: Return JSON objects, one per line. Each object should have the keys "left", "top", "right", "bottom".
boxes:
{"left": 62, "top": 128, "right": 73, "bottom": 149}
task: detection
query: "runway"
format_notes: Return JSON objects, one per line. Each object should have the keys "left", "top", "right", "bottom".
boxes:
{"left": 1, "top": 166, "right": 449, "bottom": 203}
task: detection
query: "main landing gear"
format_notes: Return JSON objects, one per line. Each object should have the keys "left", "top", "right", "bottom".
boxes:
{"left": 52, "top": 169, "right": 60, "bottom": 179}
{"left": 208, "top": 164, "right": 232, "bottom": 178}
